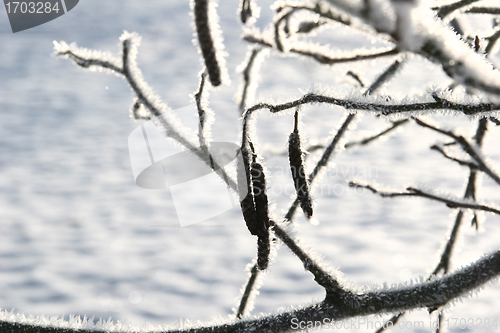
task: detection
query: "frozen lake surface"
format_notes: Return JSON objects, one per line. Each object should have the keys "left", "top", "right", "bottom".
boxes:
{"left": 1, "top": 1, "right": 500, "bottom": 332}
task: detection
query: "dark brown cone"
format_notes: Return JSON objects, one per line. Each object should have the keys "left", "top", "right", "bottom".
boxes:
{"left": 288, "top": 130, "right": 313, "bottom": 218}
{"left": 194, "top": 0, "right": 222, "bottom": 86}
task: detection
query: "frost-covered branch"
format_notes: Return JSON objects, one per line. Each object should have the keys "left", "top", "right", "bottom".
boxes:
{"left": 435, "top": 0, "right": 482, "bottom": 19}
{"left": 55, "top": 33, "right": 193, "bottom": 148}
{"left": 238, "top": 47, "right": 265, "bottom": 114}
{"left": 349, "top": 183, "right": 500, "bottom": 216}
{"left": 3, "top": 249, "right": 500, "bottom": 332}
{"left": 244, "top": 91, "right": 499, "bottom": 117}
{"left": 194, "top": 71, "right": 212, "bottom": 149}
{"left": 235, "top": 263, "right": 260, "bottom": 319}
{"left": 484, "top": 28, "right": 500, "bottom": 59}
{"left": 465, "top": 7, "right": 500, "bottom": 15}
{"left": 243, "top": 34, "right": 399, "bottom": 65}
{"left": 272, "top": 3, "right": 351, "bottom": 51}
{"left": 55, "top": 33, "right": 238, "bottom": 192}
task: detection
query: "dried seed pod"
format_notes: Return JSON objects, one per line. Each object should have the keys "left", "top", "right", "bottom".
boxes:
{"left": 250, "top": 160, "right": 270, "bottom": 237}
{"left": 257, "top": 231, "right": 270, "bottom": 270}
{"left": 240, "top": 0, "right": 252, "bottom": 24}
{"left": 288, "top": 111, "right": 313, "bottom": 218}
{"left": 251, "top": 159, "right": 271, "bottom": 270}
{"left": 238, "top": 142, "right": 271, "bottom": 271}
{"left": 237, "top": 146, "right": 260, "bottom": 236}
{"left": 194, "top": 0, "right": 222, "bottom": 86}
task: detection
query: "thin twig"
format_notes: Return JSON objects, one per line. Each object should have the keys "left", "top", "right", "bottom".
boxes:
{"left": 430, "top": 144, "right": 479, "bottom": 169}
{"left": 273, "top": 4, "right": 351, "bottom": 51}
{"left": 236, "top": 264, "right": 259, "bottom": 319}
{"left": 346, "top": 71, "right": 365, "bottom": 87}
{"left": 349, "top": 183, "right": 500, "bottom": 215}
{"left": 414, "top": 118, "right": 500, "bottom": 186}
{"left": 194, "top": 71, "right": 209, "bottom": 149}
{"left": 485, "top": 28, "right": 500, "bottom": 56}
{"left": 490, "top": 117, "right": 500, "bottom": 125}
{"left": 243, "top": 34, "right": 399, "bottom": 65}
{"left": 345, "top": 119, "right": 409, "bottom": 148}
{"left": 57, "top": 40, "right": 238, "bottom": 192}
{"left": 363, "top": 55, "right": 407, "bottom": 96}
{"left": 465, "top": 7, "right": 500, "bottom": 15}
{"left": 239, "top": 47, "right": 263, "bottom": 114}
{"left": 435, "top": 0, "right": 482, "bottom": 19}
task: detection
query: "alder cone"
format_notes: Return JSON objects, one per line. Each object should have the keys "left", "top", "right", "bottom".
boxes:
{"left": 251, "top": 161, "right": 270, "bottom": 237}
{"left": 237, "top": 147, "right": 260, "bottom": 236}
{"left": 194, "top": 0, "right": 222, "bottom": 86}
{"left": 257, "top": 232, "right": 270, "bottom": 270}
{"left": 288, "top": 131, "right": 313, "bottom": 218}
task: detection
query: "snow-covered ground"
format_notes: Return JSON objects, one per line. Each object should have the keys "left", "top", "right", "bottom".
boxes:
{"left": 1, "top": 1, "right": 500, "bottom": 332}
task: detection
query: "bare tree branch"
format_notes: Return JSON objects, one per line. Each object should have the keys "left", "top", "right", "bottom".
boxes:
{"left": 345, "top": 119, "right": 409, "bottom": 148}
{"left": 465, "top": 7, "right": 500, "bottom": 15}
{"left": 435, "top": 0, "right": 482, "bottom": 19}
{"left": 430, "top": 144, "right": 479, "bottom": 170}
{"left": 243, "top": 34, "right": 399, "bottom": 65}
{"left": 349, "top": 183, "right": 500, "bottom": 215}
{"left": 414, "top": 118, "right": 500, "bottom": 186}
{"left": 3, "top": 249, "right": 500, "bottom": 332}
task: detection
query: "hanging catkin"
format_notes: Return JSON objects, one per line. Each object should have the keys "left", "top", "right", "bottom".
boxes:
{"left": 250, "top": 155, "right": 271, "bottom": 270}
{"left": 288, "top": 110, "right": 313, "bottom": 218}
{"left": 256, "top": 231, "right": 270, "bottom": 270}
{"left": 238, "top": 143, "right": 271, "bottom": 270}
{"left": 237, "top": 145, "right": 259, "bottom": 236}
{"left": 240, "top": 0, "right": 252, "bottom": 24}
{"left": 194, "top": 0, "right": 222, "bottom": 86}
{"left": 250, "top": 160, "right": 270, "bottom": 234}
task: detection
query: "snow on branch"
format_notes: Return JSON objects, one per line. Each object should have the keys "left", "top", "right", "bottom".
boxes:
{"left": 243, "top": 90, "right": 499, "bottom": 118}
{"left": 243, "top": 33, "right": 399, "bottom": 65}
